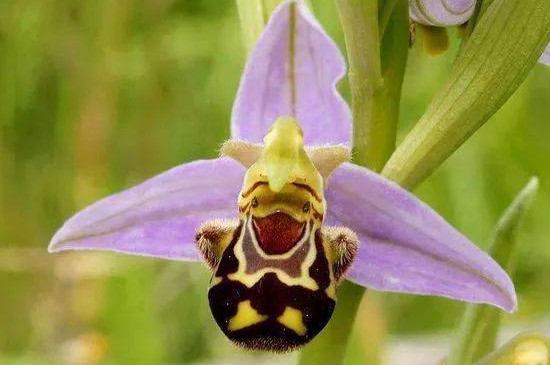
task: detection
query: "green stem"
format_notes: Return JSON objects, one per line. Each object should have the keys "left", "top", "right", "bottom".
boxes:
{"left": 339, "top": 0, "right": 408, "bottom": 172}
{"left": 235, "top": 0, "right": 266, "bottom": 55}
{"left": 236, "top": 0, "right": 306, "bottom": 56}
{"left": 297, "top": 282, "right": 365, "bottom": 365}
{"left": 263, "top": 0, "right": 295, "bottom": 17}
{"left": 374, "top": 0, "right": 409, "bottom": 171}
{"left": 298, "top": 2, "right": 409, "bottom": 364}
{"left": 298, "top": 1, "right": 381, "bottom": 363}
{"left": 337, "top": 0, "right": 384, "bottom": 170}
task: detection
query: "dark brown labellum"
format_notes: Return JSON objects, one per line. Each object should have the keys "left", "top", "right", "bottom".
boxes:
{"left": 208, "top": 220, "right": 335, "bottom": 352}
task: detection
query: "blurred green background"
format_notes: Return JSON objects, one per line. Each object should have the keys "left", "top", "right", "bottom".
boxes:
{"left": 0, "top": 1, "right": 549, "bottom": 364}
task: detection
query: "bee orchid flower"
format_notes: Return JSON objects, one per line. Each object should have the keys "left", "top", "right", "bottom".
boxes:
{"left": 409, "top": 0, "right": 550, "bottom": 65}
{"left": 49, "top": 1, "right": 516, "bottom": 352}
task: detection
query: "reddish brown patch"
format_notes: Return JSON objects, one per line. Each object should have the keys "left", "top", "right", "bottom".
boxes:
{"left": 252, "top": 212, "right": 305, "bottom": 255}
{"left": 292, "top": 183, "right": 322, "bottom": 202}
{"left": 241, "top": 181, "right": 269, "bottom": 198}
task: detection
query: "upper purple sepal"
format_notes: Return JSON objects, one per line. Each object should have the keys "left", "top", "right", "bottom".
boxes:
{"left": 231, "top": 1, "right": 352, "bottom": 147}
{"left": 325, "top": 163, "right": 517, "bottom": 312}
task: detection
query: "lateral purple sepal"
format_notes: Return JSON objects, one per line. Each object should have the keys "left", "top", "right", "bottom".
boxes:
{"left": 325, "top": 163, "right": 517, "bottom": 312}
{"left": 48, "top": 158, "right": 245, "bottom": 261}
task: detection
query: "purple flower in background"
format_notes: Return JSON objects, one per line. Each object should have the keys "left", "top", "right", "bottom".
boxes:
{"left": 409, "top": 0, "right": 476, "bottom": 26}
{"left": 409, "top": 0, "right": 550, "bottom": 65}
{"left": 49, "top": 1, "right": 516, "bottom": 352}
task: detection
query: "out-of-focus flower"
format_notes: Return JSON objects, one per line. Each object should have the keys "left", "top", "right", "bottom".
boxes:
{"left": 49, "top": 1, "right": 516, "bottom": 352}
{"left": 475, "top": 333, "right": 549, "bottom": 365}
{"left": 409, "top": 0, "right": 550, "bottom": 65}
{"left": 61, "top": 332, "right": 109, "bottom": 365}
{"left": 409, "top": 0, "right": 475, "bottom": 26}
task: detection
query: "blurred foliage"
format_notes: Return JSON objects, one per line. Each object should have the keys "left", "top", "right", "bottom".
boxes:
{"left": 0, "top": 0, "right": 549, "bottom": 364}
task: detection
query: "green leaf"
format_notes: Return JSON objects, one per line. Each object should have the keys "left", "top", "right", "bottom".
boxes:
{"left": 382, "top": 0, "right": 550, "bottom": 190}
{"left": 451, "top": 178, "right": 539, "bottom": 365}
{"left": 297, "top": 281, "right": 365, "bottom": 365}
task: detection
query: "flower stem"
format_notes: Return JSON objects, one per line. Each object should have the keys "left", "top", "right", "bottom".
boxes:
{"left": 235, "top": 0, "right": 292, "bottom": 55}
{"left": 370, "top": 0, "right": 409, "bottom": 171}
{"left": 235, "top": 0, "right": 266, "bottom": 55}
{"left": 339, "top": 0, "right": 408, "bottom": 172}
{"left": 297, "top": 281, "right": 364, "bottom": 365}
{"left": 298, "top": 2, "right": 408, "bottom": 364}
{"left": 337, "top": 0, "right": 383, "bottom": 171}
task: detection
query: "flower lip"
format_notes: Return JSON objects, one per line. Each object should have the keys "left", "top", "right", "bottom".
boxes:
{"left": 208, "top": 271, "right": 335, "bottom": 352}
{"left": 227, "top": 319, "right": 308, "bottom": 353}
{"left": 252, "top": 211, "right": 306, "bottom": 255}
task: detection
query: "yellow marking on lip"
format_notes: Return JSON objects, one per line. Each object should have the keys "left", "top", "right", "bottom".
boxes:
{"left": 241, "top": 181, "right": 268, "bottom": 198}
{"left": 210, "top": 276, "right": 222, "bottom": 286}
{"left": 277, "top": 306, "right": 307, "bottom": 336}
{"left": 229, "top": 268, "right": 319, "bottom": 291}
{"left": 228, "top": 300, "right": 268, "bottom": 331}
{"left": 291, "top": 182, "right": 322, "bottom": 203}
{"left": 325, "top": 283, "right": 336, "bottom": 300}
